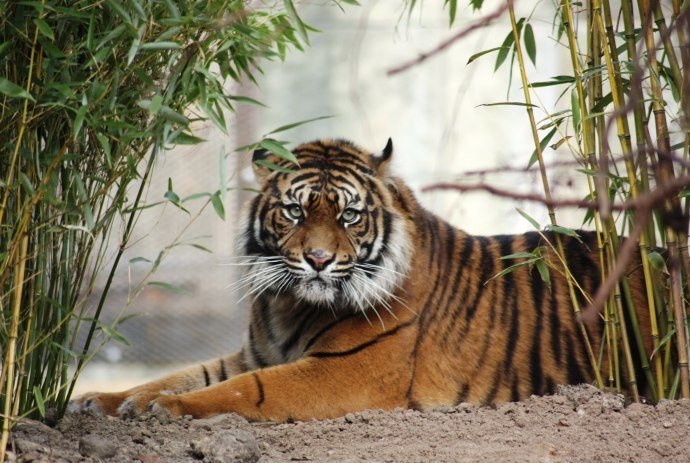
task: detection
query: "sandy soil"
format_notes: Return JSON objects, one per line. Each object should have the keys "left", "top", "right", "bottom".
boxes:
{"left": 7, "top": 385, "right": 690, "bottom": 462}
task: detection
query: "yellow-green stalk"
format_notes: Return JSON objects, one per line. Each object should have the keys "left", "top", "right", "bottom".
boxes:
{"left": 508, "top": 1, "right": 604, "bottom": 389}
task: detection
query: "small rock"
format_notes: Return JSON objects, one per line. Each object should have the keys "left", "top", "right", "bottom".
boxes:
{"left": 433, "top": 404, "right": 450, "bottom": 414}
{"left": 344, "top": 413, "right": 356, "bottom": 423}
{"left": 663, "top": 421, "right": 673, "bottom": 428}
{"left": 131, "top": 432, "right": 146, "bottom": 444}
{"left": 13, "top": 438, "right": 48, "bottom": 455}
{"left": 189, "top": 429, "right": 260, "bottom": 463}
{"left": 558, "top": 418, "right": 571, "bottom": 427}
{"left": 4, "top": 451, "right": 16, "bottom": 462}
{"left": 192, "top": 413, "right": 248, "bottom": 430}
{"left": 135, "top": 455, "right": 166, "bottom": 463}
{"left": 79, "top": 435, "right": 118, "bottom": 459}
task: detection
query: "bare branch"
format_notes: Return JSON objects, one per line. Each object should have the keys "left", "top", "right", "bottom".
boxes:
{"left": 387, "top": 2, "right": 510, "bottom": 77}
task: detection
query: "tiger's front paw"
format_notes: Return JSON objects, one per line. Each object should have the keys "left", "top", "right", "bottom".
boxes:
{"left": 145, "top": 395, "right": 186, "bottom": 422}
{"left": 116, "top": 391, "right": 171, "bottom": 420}
{"left": 68, "top": 391, "right": 127, "bottom": 416}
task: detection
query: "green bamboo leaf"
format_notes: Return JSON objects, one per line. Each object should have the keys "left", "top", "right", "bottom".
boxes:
{"left": 19, "top": 173, "right": 35, "bottom": 196}
{"left": 254, "top": 159, "right": 296, "bottom": 174}
{"left": 529, "top": 76, "right": 575, "bottom": 88}
{"left": 101, "top": 325, "right": 131, "bottom": 345}
{"left": 523, "top": 23, "right": 536, "bottom": 65}
{"left": 528, "top": 126, "right": 557, "bottom": 167}
{"left": 129, "top": 256, "right": 151, "bottom": 264}
{"left": 158, "top": 105, "right": 189, "bottom": 125}
{"left": 646, "top": 251, "right": 667, "bottom": 273}
{"left": 571, "top": 89, "right": 581, "bottom": 132}
{"left": 0, "top": 77, "right": 35, "bottom": 101}
{"left": 150, "top": 94, "right": 163, "bottom": 115}
{"left": 516, "top": 208, "right": 541, "bottom": 230}
{"left": 33, "top": 18, "right": 55, "bottom": 40}
{"left": 148, "top": 281, "right": 187, "bottom": 293}
{"left": 0, "top": 41, "right": 11, "bottom": 59}
{"left": 651, "top": 329, "right": 676, "bottom": 359}
{"left": 211, "top": 192, "right": 225, "bottom": 220}
{"left": 545, "top": 224, "right": 580, "bottom": 238}
{"left": 535, "top": 259, "right": 551, "bottom": 288}
{"left": 479, "top": 102, "right": 538, "bottom": 108}
{"left": 446, "top": 0, "right": 458, "bottom": 26}
{"left": 467, "top": 47, "right": 509, "bottom": 65}
{"left": 73, "top": 173, "right": 95, "bottom": 230}
{"left": 139, "top": 41, "right": 181, "bottom": 50}
{"left": 128, "top": 0, "right": 147, "bottom": 20}
{"left": 33, "top": 387, "right": 46, "bottom": 418}
{"left": 284, "top": 0, "right": 309, "bottom": 45}
{"left": 226, "top": 95, "right": 267, "bottom": 107}
{"left": 265, "top": 115, "right": 333, "bottom": 135}
{"left": 106, "top": 0, "right": 133, "bottom": 25}
{"left": 500, "top": 252, "right": 538, "bottom": 260}
{"left": 73, "top": 105, "right": 87, "bottom": 138}
{"left": 491, "top": 259, "right": 539, "bottom": 281}
{"left": 494, "top": 31, "right": 514, "bottom": 71}
{"left": 259, "top": 138, "right": 298, "bottom": 164}
{"left": 162, "top": 0, "right": 181, "bottom": 19}
{"left": 470, "top": 0, "right": 485, "bottom": 10}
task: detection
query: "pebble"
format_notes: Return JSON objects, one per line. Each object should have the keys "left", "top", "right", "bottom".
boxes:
{"left": 79, "top": 435, "right": 118, "bottom": 459}
{"left": 189, "top": 429, "right": 260, "bottom": 463}
{"left": 344, "top": 413, "right": 356, "bottom": 423}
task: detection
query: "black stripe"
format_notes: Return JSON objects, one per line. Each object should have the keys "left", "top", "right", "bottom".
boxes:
{"left": 455, "top": 384, "right": 470, "bottom": 404}
{"left": 303, "top": 313, "right": 357, "bottom": 353}
{"left": 438, "top": 234, "right": 476, "bottom": 344}
{"left": 498, "top": 236, "right": 515, "bottom": 323}
{"left": 425, "top": 222, "right": 456, "bottom": 330}
{"left": 566, "top": 333, "right": 586, "bottom": 384}
{"left": 281, "top": 310, "right": 317, "bottom": 358}
{"left": 530, "top": 270, "right": 544, "bottom": 395}
{"left": 527, "top": 234, "right": 545, "bottom": 395}
{"left": 511, "top": 373, "right": 520, "bottom": 402}
{"left": 219, "top": 359, "right": 228, "bottom": 382}
{"left": 484, "top": 367, "right": 502, "bottom": 405}
{"left": 549, "top": 274, "right": 562, "bottom": 366}
{"left": 427, "top": 217, "right": 437, "bottom": 271}
{"left": 252, "top": 372, "right": 265, "bottom": 407}
{"left": 248, "top": 324, "right": 268, "bottom": 368}
{"left": 466, "top": 237, "right": 494, "bottom": 323}
{"left": 309, "top": 318, "right": 416, "bottom": 358}
{"left": 546, "top": 376, "right": 556, "bottom": 394}
{"left": 202, "top": 366, "right": 211, "bottom": 387}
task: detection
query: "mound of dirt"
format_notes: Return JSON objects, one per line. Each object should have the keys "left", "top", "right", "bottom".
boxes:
{"left": 7, "top": 385, "right": 690, "bottom": 462}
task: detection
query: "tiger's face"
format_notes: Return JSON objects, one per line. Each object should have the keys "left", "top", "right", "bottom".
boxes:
{"left": 239, "top": 139, "right": 411, "bottom": 310}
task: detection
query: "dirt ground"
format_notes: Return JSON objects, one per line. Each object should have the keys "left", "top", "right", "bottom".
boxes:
{"left": 7, "top": 385, "right": 690, "bottom": 462}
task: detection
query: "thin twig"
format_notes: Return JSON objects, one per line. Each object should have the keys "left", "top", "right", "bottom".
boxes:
{"left": 387, "top": 1, "right": 510, "bottom": 76}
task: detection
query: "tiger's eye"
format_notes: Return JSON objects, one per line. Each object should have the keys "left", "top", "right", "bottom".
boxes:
{"left": 286, "top": 204, "right": 303, "bottom": 219}
{"left": 341, "top": 208, "right": 360, "bottom": 223}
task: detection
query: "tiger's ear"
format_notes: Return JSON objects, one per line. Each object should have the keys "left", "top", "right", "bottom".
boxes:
{"left": 371, "top": 138, "right": 393, "bottom": 175}
{"left": 252, "top": 147, "right": 272, "bottom": 182}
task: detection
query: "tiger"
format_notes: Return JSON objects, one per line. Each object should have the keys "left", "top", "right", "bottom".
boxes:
{"left": 71, "top": 138, "right": 652, "bottom": 422}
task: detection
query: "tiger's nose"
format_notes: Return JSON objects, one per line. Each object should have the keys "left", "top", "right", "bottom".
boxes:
{"left": 304, "top": 250, "right": 334, "bottom": 271}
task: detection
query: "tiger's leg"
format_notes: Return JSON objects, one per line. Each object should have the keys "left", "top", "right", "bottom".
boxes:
{"left": 69, "top": 351, "right": 247, "bottom": 417}
{"left": 141, "top": 343, "right": 412, "bottom": 422}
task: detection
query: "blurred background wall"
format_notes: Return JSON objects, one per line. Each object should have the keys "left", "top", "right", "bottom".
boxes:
{"left": 76, "top": 0, "right": 589, "bottom": 392}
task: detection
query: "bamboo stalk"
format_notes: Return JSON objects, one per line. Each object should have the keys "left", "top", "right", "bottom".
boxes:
{"left": 597, "top": 0, "right": 665, "bottom": 399}
{"left": 638, "top": 0, "right": 690, "bottom": 398}
{"left": 0, "top": 236, "right": 28, "bottom": 463}
{"left": 509, "top": 1, "right": 604, "bottom": 388}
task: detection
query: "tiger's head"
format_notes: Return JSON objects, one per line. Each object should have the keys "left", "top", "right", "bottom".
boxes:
{"left": 238, "top": 139, "right": 412, "bottom": 311}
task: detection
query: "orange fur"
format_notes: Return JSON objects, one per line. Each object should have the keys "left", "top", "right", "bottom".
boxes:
{"left": 71, "top": 139, "right": 652, "bottom": 421}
